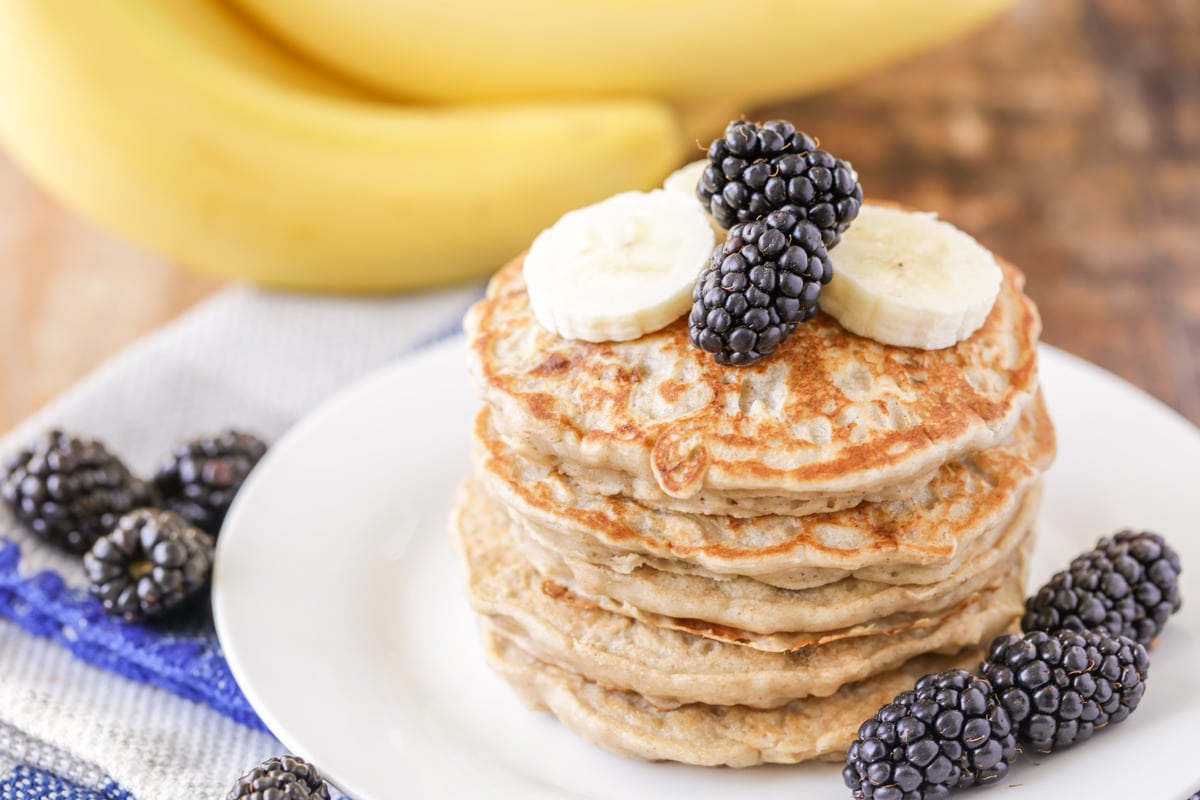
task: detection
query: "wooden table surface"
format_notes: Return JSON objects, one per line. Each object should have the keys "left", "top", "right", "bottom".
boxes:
{"left": 2, "top": 0, "right": 1197, "bottom": 432}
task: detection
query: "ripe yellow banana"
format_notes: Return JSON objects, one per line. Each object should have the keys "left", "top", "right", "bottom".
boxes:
{"left": 0, "top": 0, "right": 683, "bottom": 292}
{"left": 232, "top": 0, "right": 1014, "bottom": 107}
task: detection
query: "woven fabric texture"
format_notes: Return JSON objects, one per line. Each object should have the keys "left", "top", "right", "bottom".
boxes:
{"left": 0, "top": 281, "right": 482, "bottom": 798}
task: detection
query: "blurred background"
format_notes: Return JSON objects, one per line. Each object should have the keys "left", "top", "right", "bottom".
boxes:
{"left": 1, "top": 0, "right": 1197, "bottom": 430}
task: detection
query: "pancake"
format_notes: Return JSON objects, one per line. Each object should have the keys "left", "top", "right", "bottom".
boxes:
{"left": 452, "top": 481, "right": 1026, "bottom": 708}
{"left": 482, "top": 627, "right": 989, "bottom": 767}
{"left": 507, "top": 483, "right": 1040, "bottom": 645}
{"left": 475, "top": 393, "right": 1054, "bottom": 590}
{"left": 465, "top": 253, "right": 1041, "bottom": 508}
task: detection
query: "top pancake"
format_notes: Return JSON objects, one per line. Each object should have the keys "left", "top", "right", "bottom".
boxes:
{"left": 466, "top": 254, "right": 1041, "bottom": 505}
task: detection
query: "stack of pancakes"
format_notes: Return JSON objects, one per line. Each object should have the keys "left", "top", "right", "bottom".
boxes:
{"left": 456, "top": 255, "right": 1054, "bottom": 767}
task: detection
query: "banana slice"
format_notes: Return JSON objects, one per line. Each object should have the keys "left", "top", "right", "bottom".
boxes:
{"left": 662, "top": 159, "right": 708, "bottom": 198}
{"left": 524, "top": 190, "right": 715, "bottom": 342}
{"left": 821, "top": 204, "right": 1002, "bottom": 349}
{"left": 663, "top": 158, "right": 726, "bottom": 241}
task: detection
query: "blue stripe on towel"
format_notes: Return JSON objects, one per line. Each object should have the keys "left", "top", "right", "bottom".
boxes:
{"left": 0, "top": 765, "right": 131, "bottom": 800}
{"left": 0, "top": 540, "right": 264, "bottom": 732}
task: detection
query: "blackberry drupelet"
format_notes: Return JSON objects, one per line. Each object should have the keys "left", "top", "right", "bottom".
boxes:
{"left": 1, "top": 430, "right": 156, "bottom": 554}
{"left": 227, "top": 755, "right": 330, "bottom": 800}
{"left": 83, "top": 509, "right": 214, "bottom": 622}
{"left": 154, "top": 429, "right": 268, "bottom": 536}
{"left": 843, "top": 669, "right": 1016, "bottom": 800}
{"left": 1023, "top": 529, "right": 1182, "bottom": 645}
{"left": 697, "top": 119, "right": 863, "bottom": 246}
{"left": 982, "top": 629, "right": 1149, "bottom": 753}
{"left": 688, "top": 209, "right": 831, "bottom": 366}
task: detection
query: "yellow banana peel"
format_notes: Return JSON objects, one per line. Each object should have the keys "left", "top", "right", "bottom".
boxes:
{"left": 234, "top": 0, "right": 1015, "bottom": 107}
{"left": 0, "top": 0, "right": 683, "bottom": 292}
{"left": 0, "top": 0, "right": 1013, "bottom": 292}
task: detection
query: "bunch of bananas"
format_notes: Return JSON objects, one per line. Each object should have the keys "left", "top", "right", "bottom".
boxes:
{"left": 0, "top": 0, "right": 1011, "bottom": 292}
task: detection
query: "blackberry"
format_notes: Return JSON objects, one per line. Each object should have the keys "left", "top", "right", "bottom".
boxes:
{"left": 1023, "top": 530, "right": 1182, "bottom": 645}
{"left": 698, "top": 119, "right": 863, "bottom": 246}
{"left": 83, "top": 509, "right": 214, "bottom": 622}
{"left": 688, "top": 209, "right": 831, "bottom": 366}
{"left": 227, "top": 755, "right": 329, "bottom": 800}
{"left": 843, "top": 668, "right": 1016, "bottom": 800}
{"left": 154, "top": 430, "right": 268, "bottom": 536}
{"left": 982, "top": 629, "right": 1149, "bottom": 753}
{"left": 1, "top": 430, "right": 156, "bottom": 554}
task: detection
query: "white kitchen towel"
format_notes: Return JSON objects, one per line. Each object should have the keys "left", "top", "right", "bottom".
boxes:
{"left": 0, "top": 279, "right": 484, "bottom": 799}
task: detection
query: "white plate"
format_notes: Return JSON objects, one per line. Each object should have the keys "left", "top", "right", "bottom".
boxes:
{"left": 214, "top": 340, "right": 1200, "bottom": 800}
